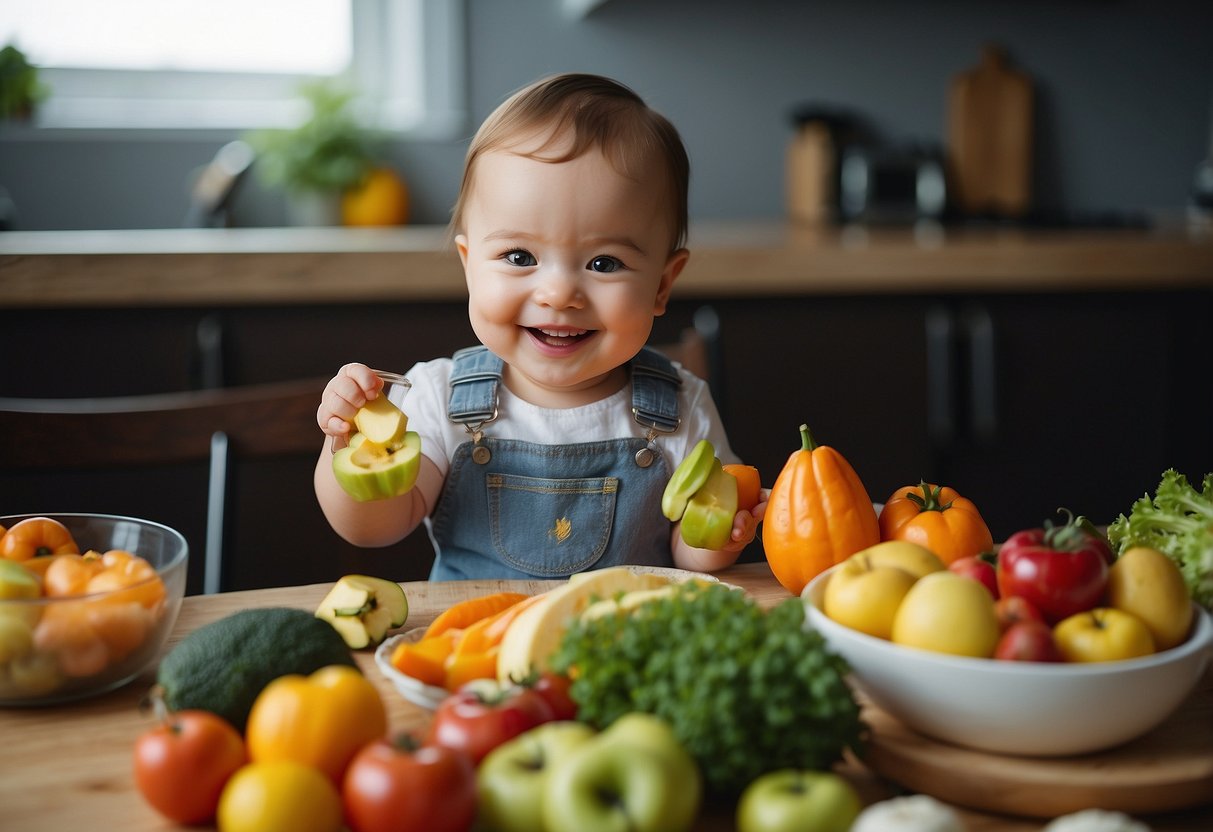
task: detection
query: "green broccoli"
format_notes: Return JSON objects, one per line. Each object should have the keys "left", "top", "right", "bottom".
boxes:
{"left": 550, "top": 581, "right": 865, "bottom": 794}
{"left": 1107, "top": 469, "right": 1213, "bottom": 609}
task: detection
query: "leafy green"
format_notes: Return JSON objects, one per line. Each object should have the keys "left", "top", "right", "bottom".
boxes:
{"left": 550, "top": 581, "right": 865, "bottom": 794}
{"left": 1107, "top": 469, "right": 1213, "bottom": 609}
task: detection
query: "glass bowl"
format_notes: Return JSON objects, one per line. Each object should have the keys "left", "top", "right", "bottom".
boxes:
{"left": 0, "top": 513, "right": 188, "bottom": 706}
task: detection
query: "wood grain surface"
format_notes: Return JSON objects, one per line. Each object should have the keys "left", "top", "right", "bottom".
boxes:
{"left": 1, "top": 562, "right": 1209, "bottom": 831}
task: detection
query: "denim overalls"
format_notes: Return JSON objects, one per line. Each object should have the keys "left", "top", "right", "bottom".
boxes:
{"left": 426, "top": 346, "right": 682, "bottom": 580}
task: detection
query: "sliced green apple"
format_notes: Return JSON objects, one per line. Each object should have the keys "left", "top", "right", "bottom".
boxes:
{"left": 332, "top": 430, "right": 422, "bottom": 502}
{"left": 353, "top": 394, "right": 408, "bottom": 445}
{"left": 315, "top": 574, "right": 409, "bottom": 649}
{"left": 661, "top": 439, "right": 716, "bottom": 521}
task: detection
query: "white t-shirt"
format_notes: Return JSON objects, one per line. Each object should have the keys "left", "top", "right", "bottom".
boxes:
{"left": 394, "top": 356, "right": 739, "bottom": 480}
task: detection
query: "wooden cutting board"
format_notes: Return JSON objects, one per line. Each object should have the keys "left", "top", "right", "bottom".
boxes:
{"left": 948, "top": 44, "right": 1034, "bottom": 218}
{"left": 856, "top": 664, "right": 1213, "bottom": 819}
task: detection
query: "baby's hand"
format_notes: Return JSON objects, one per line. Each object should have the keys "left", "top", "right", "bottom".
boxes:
{"left": 727, "top": 488, "right": 770, "bottom": 550}
{"left": 317, "top": 363, "right": 384, "bottom": 439}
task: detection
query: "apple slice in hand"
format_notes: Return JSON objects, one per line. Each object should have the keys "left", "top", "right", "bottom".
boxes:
{"left": 315, "top": 574, "right": 408, "bottom": 649}
{"left": 353, "top": 394, "right": 408, "bottom": 445}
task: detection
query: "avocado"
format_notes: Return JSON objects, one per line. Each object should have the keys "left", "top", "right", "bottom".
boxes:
{"left": 155, "top": 607, "right": 357, "bottom": 731}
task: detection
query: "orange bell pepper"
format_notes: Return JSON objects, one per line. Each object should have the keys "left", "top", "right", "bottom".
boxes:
{"left": 762, "top": 424, "right": 880, "bottom": 595}
{"left": 879, "top": 482, "right": 994, "bottom": 565}
{"left": 391, "top": 629, "right": 459, "bottom": 688}
{"left": 0, "top": 517, "right": 79, "bottom": 562}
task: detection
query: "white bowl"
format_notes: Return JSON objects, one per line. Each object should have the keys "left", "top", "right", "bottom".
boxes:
{"left": 375, "top": 629, "right": 449, "bottom": 711}
{"left": 802, "top": 566, "right": 1213, "bottom": 756}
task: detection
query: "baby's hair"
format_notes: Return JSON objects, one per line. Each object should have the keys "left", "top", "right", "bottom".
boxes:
{"left": 450, "top": 73, "right": 689, "bottom": 251}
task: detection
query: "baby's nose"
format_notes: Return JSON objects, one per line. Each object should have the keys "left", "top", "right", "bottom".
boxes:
{"left": 533, "top": 266, "right": 586, "bottom": 308}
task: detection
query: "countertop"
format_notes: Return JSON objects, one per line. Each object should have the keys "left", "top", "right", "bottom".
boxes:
{"left": 2, "top": 220, "right": 1211, "bottom": 308}
{"left": 1, "top": 562, "right": 1209, "bottom": 831}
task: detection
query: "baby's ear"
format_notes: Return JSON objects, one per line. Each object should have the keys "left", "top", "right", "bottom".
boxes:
{"left": 654, "top": 248, "right": 690, "bottom": 313}
{"left": 455, "top": 234, "right": 470, "bottom": 269}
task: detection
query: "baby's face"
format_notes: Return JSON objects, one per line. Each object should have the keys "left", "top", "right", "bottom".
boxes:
{"left": 456, "top": 138, "right": 687, "bottom": 407}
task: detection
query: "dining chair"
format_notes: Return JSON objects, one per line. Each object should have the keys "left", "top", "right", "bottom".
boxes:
{"left": 0, "top": 378, "right": 326, "bottom": 595}
{"left": 652, "top": 304, "right": 724, "bottom": 403}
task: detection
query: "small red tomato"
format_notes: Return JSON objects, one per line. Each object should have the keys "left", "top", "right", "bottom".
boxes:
{"left": 948, "top": 554, "right": 999, "bottom": 600}
{"left": 529, "top": 672, "right": 578, "bottom": 721}
{"left": 994, "top": 619, "right": 1063, "bottom": 662}
{"left": 995, "top": 595, "right": 1046, "bottom": 632}
{"left": 343, "top": 735, "right": 476, "bottom": 832}
{"left": 133, "top": 709, "right": 246, "bottom": 824}
{"left": 427, "top": 679, "right": 555, "bottom": 764}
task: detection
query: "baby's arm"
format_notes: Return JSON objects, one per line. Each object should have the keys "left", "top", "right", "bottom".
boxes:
{"left": 313, "top": 363, "right": 440, "bottom": 547}
{"left": 671, "top": 489, "right": 768, "bottom": 573}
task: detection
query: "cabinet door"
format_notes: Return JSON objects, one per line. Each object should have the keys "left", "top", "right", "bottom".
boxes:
{"left": 934, "top": 291, "right": 1213, "bottom": 540}
{"left": 706, "top": 296, "right": 935, "bottom": 503}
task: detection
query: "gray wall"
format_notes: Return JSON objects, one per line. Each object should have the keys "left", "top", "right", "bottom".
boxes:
{"left": 2, "top": 0, "right": 1210, "bottom": 231}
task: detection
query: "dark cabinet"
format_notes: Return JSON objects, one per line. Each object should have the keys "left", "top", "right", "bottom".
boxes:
{"left": 660, "top": 289, "right": 1213, "bottom": 541}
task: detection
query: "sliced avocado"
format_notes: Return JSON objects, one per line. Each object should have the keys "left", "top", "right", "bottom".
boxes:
{"left": 315, "top": 574, "right": 409, "bottom": 649}
{"left": 332, "top": 431, "right": 422, "bottom": 502}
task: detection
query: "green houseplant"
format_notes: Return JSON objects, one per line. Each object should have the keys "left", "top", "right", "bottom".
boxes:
{"left": 248, "top": 80, "right": 378, "bottom": 224}
{"left": 0, "top": 44, "right": 49, "bottom": 121}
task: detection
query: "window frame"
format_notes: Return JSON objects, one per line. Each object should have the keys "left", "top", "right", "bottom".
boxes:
{"left": 3, "top": 0, "right": 466, "bottom": 139}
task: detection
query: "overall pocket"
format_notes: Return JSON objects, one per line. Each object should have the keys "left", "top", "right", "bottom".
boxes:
{"left": 487, "top": 472, "right": 619, "bottom": 576}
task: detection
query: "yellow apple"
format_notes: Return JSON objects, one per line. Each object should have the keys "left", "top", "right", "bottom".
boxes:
{"left": 1053, "top": 608, "right": 1155, "bottom": 662}
{"left": 353, "top": 394, "right": 407, "bottom": 446}
{"left": 822, "top": 557, "right": 918, "bottom": 640}
{"left": 852, "top": 540, "right": 946, "bottom": 580}
{"left": 1105, "top": 546, "right": 1192, "bottom": 651}
{"left": 891, "top": 571, "right": 1000, "bottom": 657}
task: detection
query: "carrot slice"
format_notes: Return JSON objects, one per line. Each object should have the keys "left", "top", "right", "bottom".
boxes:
{"left": 452, "top": 592, "right": 549, "bottom": 658}
{"left": 423, "top": 591, "right": 529, "bottom": 640}
{"left": 391, "top": 629, "right": 459, "bottom": 687}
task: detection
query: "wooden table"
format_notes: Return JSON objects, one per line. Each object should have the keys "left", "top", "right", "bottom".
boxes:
{"left": 2, "top": 562, "right": 1209, "bottom": 831}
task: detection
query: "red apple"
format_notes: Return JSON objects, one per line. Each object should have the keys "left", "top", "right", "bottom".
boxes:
{"left": 948, "top": 555, "right": 999, "bottom": 600}
{"left": 994, "top": 619, "right": 1063, "bottom": 662}
{"left": 994, "top": 595, "right": 1046, "bottom": 633}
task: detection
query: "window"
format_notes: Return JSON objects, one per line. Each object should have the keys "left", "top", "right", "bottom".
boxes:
{"left": 0, "top": 0, "right": 465, "bottom": 136}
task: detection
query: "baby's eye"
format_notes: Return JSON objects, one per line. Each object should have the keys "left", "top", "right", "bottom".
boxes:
{"left": 587, "top": 255, "right": 623, "bottom": 273}
{"left": 504, "top": 250, "right": 537, "bottom": 267}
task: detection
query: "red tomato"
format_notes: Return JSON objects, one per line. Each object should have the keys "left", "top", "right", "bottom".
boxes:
{"left": 994, "top": 619, "right": 1063, "bottom": 662}
{"left": 343, "top": 735, "right": 476, "bottom": 832}
{"left": 133, "top": 710, "right": 246, "bottom": 824}
{"left": 948, "top": 555, "right": 999, "bottom": 600}
{"left": 426, "top": 680, "right": 555, "bottom": 764}
{"left": 529, "top": 672, "right": 578, "bottom": 721}
{"left": 997, "top": 511, "right": 1110, "bottom": 624}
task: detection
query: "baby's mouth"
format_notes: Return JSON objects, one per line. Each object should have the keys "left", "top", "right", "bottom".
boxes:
{"left": 528, "top": 327, "right": 591, "bottom": 346}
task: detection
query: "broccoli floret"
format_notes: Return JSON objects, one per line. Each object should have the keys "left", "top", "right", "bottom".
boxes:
{"left": 550, "top": 581, "right": 866, "bottom": 794}
{"left": 1107, "top": 469, "right": 1213, "bottom": 609}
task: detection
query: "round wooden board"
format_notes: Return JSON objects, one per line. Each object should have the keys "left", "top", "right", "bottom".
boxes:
{"left": 855, "top": 666, "right": 1213, "bottom": 819}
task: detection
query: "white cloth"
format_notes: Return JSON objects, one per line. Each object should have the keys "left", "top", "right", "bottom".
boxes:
{"left": 394, "top": 356, "right": 738, "bottom": 479}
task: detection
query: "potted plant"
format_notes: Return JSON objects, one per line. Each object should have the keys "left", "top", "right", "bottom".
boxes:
{"left": 247, "top": 80, "right": 379, "bottom": 225}
{"left": 0, "top": 44, "right": 49, "bottom": 121}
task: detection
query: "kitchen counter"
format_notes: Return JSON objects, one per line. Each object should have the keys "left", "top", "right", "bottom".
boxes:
{"left": 1, "top": 562, "right": 1209, "bottom": 831}
{"left": 2, "top": 220, "right": 1211, "bottom": 308}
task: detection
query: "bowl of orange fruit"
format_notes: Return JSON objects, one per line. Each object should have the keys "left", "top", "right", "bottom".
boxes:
{"left": 0, "top": 513, "right": 188, "bottom": 705}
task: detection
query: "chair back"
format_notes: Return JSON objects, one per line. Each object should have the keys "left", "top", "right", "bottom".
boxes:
{"left": 0, "top": 378, "right": 327, "bottom": 594}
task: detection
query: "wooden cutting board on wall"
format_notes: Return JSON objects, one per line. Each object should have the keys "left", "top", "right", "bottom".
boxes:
{"left": 948, "top": 45, "right": 1034, "bottom": 218}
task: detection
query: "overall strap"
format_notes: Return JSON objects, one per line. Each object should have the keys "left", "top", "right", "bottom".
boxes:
{"left": 630, "top": 346, "right": 682, "bottom": 434}
{"left": 445, "top": 344, "right": 682, "bottom": 433}
{"left": 447, "top": 346, "right": 504, "bottom": 426}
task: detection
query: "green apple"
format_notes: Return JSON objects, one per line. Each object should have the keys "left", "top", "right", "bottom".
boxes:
{"left": 737, "top": 769, "right": 862, "bottom": 832}
{"left": 332, "top": 430, "right": 422, "bottom": 502}
{"left": 0, "top": 559, "right": 41, "bottom": 601}
{"left": 314, "top": 574, "right": 408, "bottom": 648}
{"left": 353, "top": 393, "right": 407, "bottom": 445}
{"left": 477, "top": 721, "right": 597, "bottom": 832}
{"left": 543, "top": 713, "right": 701, "bottom": 832}
{"left": 822, "top": 556, "right": 917, "bottom": 640}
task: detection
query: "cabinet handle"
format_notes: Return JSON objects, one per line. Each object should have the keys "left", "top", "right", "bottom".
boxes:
{"left": 961, "top": 304, "right": 998, "bottom": 443}
{"left": 925, "top": 305, "right": 956, "bottom": 445}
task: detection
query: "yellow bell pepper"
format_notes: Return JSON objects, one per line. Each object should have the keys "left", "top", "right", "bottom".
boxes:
{"left": 245, "top": 665, "right": 387, "bottom": 782}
